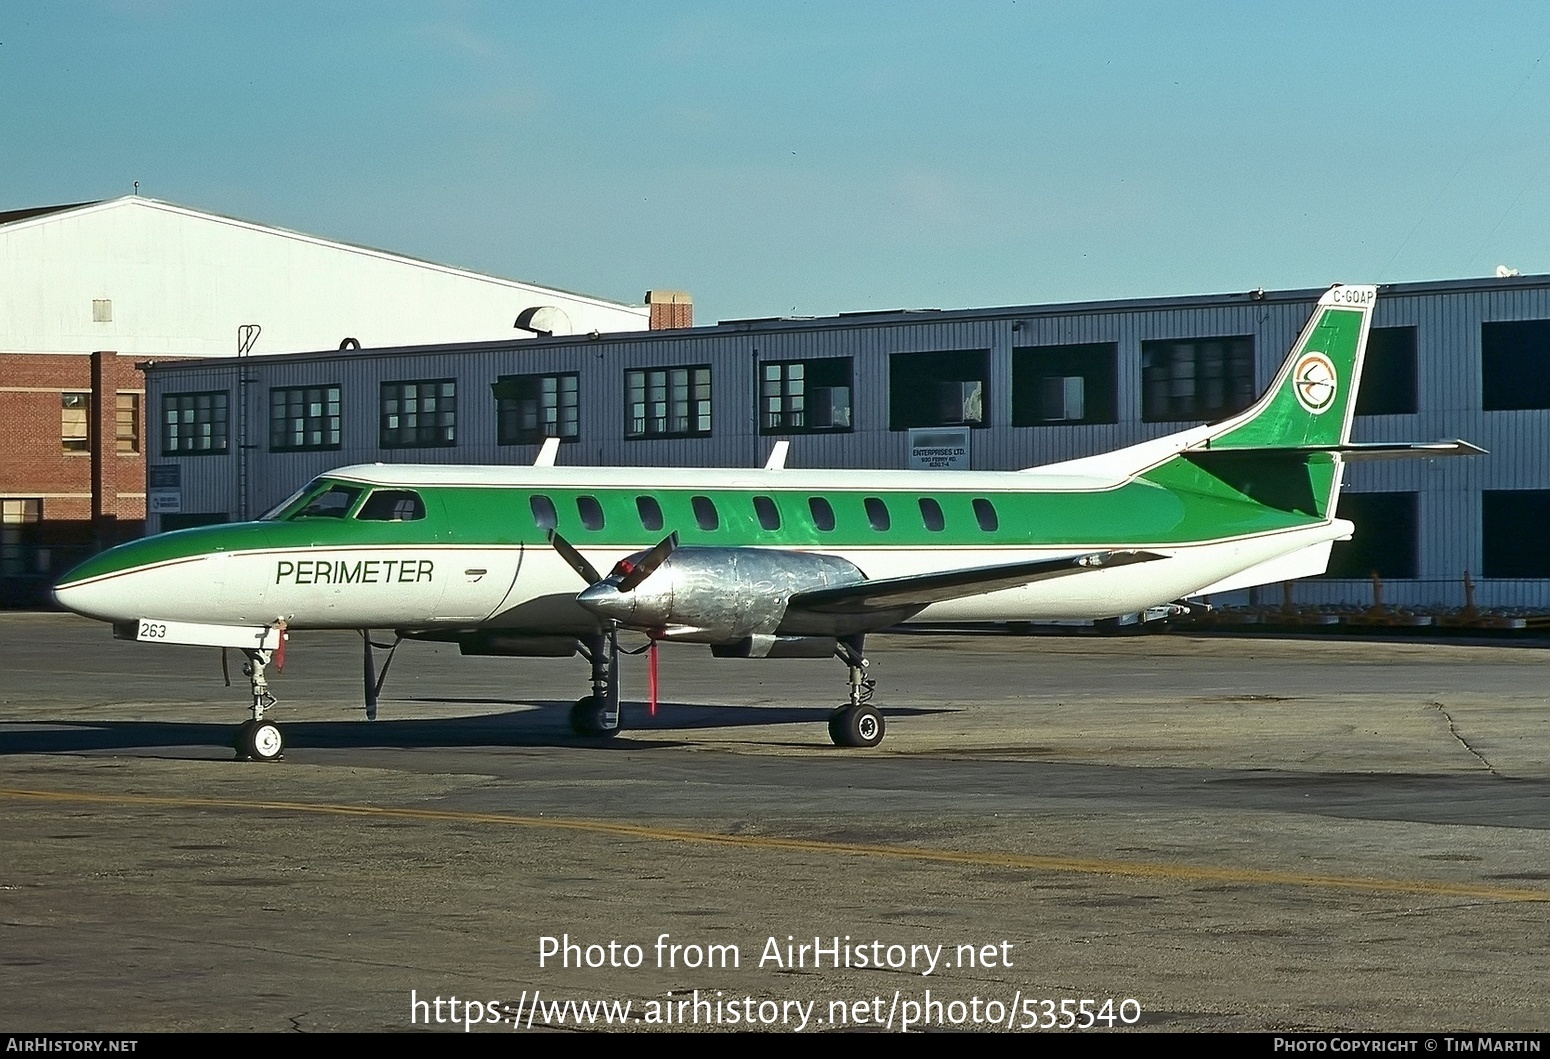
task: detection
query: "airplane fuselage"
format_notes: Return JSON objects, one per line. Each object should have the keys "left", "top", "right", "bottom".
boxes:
{"left": 54, "top": 460, "right": 1349, "bottom": 634}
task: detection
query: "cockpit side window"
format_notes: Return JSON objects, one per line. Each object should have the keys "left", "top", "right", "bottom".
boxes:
{"left": 357, "top": 489, "right": 427, "bottom": 522}
{"left": 291, "top": 485, "right": 363, "bottom": 519}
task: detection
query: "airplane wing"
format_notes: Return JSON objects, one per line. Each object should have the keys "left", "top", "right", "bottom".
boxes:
{"left": 787, "top": 550, "right": 1166, "bottom": 614}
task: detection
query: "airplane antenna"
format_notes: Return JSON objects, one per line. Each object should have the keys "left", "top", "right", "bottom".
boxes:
{"left": 764, "top": 440, "right": 789, "bottom": 470}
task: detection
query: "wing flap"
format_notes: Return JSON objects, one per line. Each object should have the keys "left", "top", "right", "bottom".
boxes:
{"left": 788, "top": 550, "right": 1166, "bottom": 614}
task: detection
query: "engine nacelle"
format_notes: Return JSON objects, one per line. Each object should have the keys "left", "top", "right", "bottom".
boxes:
{"left": 577, "top": 547, "right": 863, "bottom": 643}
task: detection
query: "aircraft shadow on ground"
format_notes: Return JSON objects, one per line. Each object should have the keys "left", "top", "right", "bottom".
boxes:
{"left": 0, "top": 700, "right": 951, "bottom": 755}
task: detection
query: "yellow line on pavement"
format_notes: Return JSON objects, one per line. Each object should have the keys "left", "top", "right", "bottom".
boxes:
{"left": 3, "top": 786, "right": 1545, "bottom": 903}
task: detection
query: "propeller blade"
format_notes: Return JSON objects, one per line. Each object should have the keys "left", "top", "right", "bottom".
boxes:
{"left": 616, "top": 532, "right": 678, "bottom": 592}
{"left": 548, "top": 530, "right": 602, "bottom": 584}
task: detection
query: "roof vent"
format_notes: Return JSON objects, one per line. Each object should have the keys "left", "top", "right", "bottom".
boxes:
{"left": 515, "top": 306, "right": 572, "bottom": 337}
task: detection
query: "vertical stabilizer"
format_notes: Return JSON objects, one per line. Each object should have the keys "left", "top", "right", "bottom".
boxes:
{"left": 1204, "top": 284, "right": 1376, "bottom": 450}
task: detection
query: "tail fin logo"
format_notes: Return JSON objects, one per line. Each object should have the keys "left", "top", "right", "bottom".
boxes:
{"left": 1293, "top": 351, "right": 1338, "bottom": 414}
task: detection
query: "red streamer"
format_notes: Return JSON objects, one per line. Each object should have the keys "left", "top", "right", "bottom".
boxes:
{"left": 648, "top": 639, "right": 659, "bottom": 716}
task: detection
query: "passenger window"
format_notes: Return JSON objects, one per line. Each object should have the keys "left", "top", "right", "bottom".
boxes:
{"left": 973, "top": 497, "right": 999, "bottom": 532}
{"left": 809, "top": 496, "right": 835, "bottom": 532}
{"left": 577, "top": 495, "right": 605, "bottom": 531}
{"left": 294, "top": 485, "right": 361, "bottom": 519}
{"left": 692, "top": 495, "right": 719, "bottom": 531}
{"left": 919, "top": 497, "right": 945, "bottom": 532}
{"left": 530, "top": 494, "right": 557, "bottom": 531}
{"left": 864, "top": 497, "right": 890, "bottom": 532}
{"left": 356, "top": 489, "right": 426, "bottom": 522}
{"left": 636, "top": 495, "right": 664, "bottom": 532}
{"left": 754, "top": 495, "right": 781, "bottom": 531}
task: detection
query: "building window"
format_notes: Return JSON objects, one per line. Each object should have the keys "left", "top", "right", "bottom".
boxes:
{"left": 626, "top": 366, "right": 712, "bottom": 438}
{"left": 1324, "top": 493, "right": 1418, "bottom": 579}
{"left": 162, "top": 391, "right": 229, "bottom": 455}
{"left": 760, "top": 358, "right": 852, "bottom": 434}
{"left": 1483, "top": 491, "right": 1550, "bottom": 578}
{"left": 493, "top": 373, "right": 579, "bottom": 445}
{"left": 115, "top": 393, "right": 141, "bottom": 454}
{"left": 381, "top": 379, "right": 456, "bottom": 448}
{"left": 1, "top": 498, "right": 42, "bottom": 577}
{"left": 1482, "top": 320, "right": 1550, "bottom": 411}
{"left": 889, "top": 350, "right": 989, "bottom": 430}
{"left": 62, "top": 393, "right": 89, "bottom": 453}
{"left": 270, "top": 385, "right": 342, "bottom": 451}
{"left": 1355, "top": 327, "right": 1418, "bottom": 416}
{"left": 1141, "top": 336, "right": 1255, "bottom": 422}
{"left": 1012, "top": 343, "right": 1118, "bottom": 426}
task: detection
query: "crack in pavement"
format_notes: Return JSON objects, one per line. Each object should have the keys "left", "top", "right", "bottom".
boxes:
{"left": 1432, "top": 701, "right": 1499, "bottom": 776}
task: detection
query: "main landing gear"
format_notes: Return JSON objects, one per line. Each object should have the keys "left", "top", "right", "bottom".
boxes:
{"left": 570, "top": 628, "right": 622, "bottom": 739}
{"left": 232, "top": 647, "right": 285, "bottom": 762}
{"left": 828, "top": 635, "right": 884, "bottom": 748}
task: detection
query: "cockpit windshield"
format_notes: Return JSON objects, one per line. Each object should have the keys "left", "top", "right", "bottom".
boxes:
{"left": 263, "top": 481, "right": 426, "bottom": 522}
{"left": 259, "top": 479, "right": 324, "bottom": 521}
{"left": 293, "top": 485, "right": 363, "bottom": 519}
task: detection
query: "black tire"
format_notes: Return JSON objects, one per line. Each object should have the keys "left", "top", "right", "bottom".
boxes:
{"left": 233, "top": 719, "right": 257, "bottom": 754}
{"left": 245, "top": 720, "right": 285, "bottom": 761}
{"left": 569, "top": 696, "right": 620, "bottom": 739}
{"left": 829, "top": 705, "right": 884, "bottom": 748}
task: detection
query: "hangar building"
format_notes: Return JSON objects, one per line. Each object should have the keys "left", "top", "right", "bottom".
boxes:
{"left": 0, "top": 196, "right": 677, "bottom": 603}
{"left": 136, "top": 274, "right": 1550, "bottom": 612}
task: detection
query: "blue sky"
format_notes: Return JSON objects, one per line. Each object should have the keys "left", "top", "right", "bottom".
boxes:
{"left": 4, "top": 2, "right": 1549, "bottom": 322}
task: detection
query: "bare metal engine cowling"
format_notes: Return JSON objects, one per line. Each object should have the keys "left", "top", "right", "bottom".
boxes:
{"left": 579, "top": 547, "right": 863, "bottom": 642}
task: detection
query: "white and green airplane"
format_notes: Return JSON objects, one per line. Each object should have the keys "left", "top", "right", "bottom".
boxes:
{"left": 53, "top": 284, "right": 1480, "bottom": 760}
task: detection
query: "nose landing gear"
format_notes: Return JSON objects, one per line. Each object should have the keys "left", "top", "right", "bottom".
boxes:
{"left": 233, "top": 647, "right": 284, "bottom": 761}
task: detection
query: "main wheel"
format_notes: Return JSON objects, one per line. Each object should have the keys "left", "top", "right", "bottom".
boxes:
{"left": 569, "top": 696, "right": 620, "bottom": 739}
{"left": 244, "top": 720, "right": 285, "bottom": 761}
{"left": 828, "top": 705, "right": 885, "bottom": 748}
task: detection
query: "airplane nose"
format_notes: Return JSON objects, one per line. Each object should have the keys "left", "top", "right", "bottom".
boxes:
{"left": 51, "top": 577, "right": 122, "bottom": 623}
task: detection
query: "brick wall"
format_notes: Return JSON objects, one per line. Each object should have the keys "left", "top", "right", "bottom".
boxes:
{"left": 0, "top": 351, "right": 147, "bottom": 529}
{"left": 645, "top": 289, "right": 693, "bottom": 330}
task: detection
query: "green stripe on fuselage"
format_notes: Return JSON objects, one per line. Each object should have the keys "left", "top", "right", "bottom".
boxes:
{"left": 57, "top": 472, "right": 1327, "bottom": 586}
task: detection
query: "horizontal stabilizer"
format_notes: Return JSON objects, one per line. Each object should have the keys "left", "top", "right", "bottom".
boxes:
{"left": 789, "top": 550, "right": 1166, "bottom": 614}
{"left": 1185, "top": 439, "right": 1485, "bottom": 462}
{"left": 1303, "top": 440, "right": 1485, "bottom": 461}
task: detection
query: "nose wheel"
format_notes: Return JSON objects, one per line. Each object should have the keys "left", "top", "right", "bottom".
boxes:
{"left": 234, "top": 718, "right": 285, "bottom": 761}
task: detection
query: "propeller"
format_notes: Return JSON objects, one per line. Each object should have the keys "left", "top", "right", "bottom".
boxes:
{"left": 547, "top": 529, "right": 602, "bottom": 584}
{"left": 547, "top": 532, "right": 681, "bottom": 723}
{"left": 547, "top": 530, "right": 678, "bottom": 594}
{"left": 616, "top": 532, "right": 678, "bottom": 592}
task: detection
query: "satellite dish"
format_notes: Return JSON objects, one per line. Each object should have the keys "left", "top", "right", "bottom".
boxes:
{"left": 515, "top": 305, "right": 572, "bottom": 337}
{"left": 1495, "top": 265, "right": 1521, "bottom": 279}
